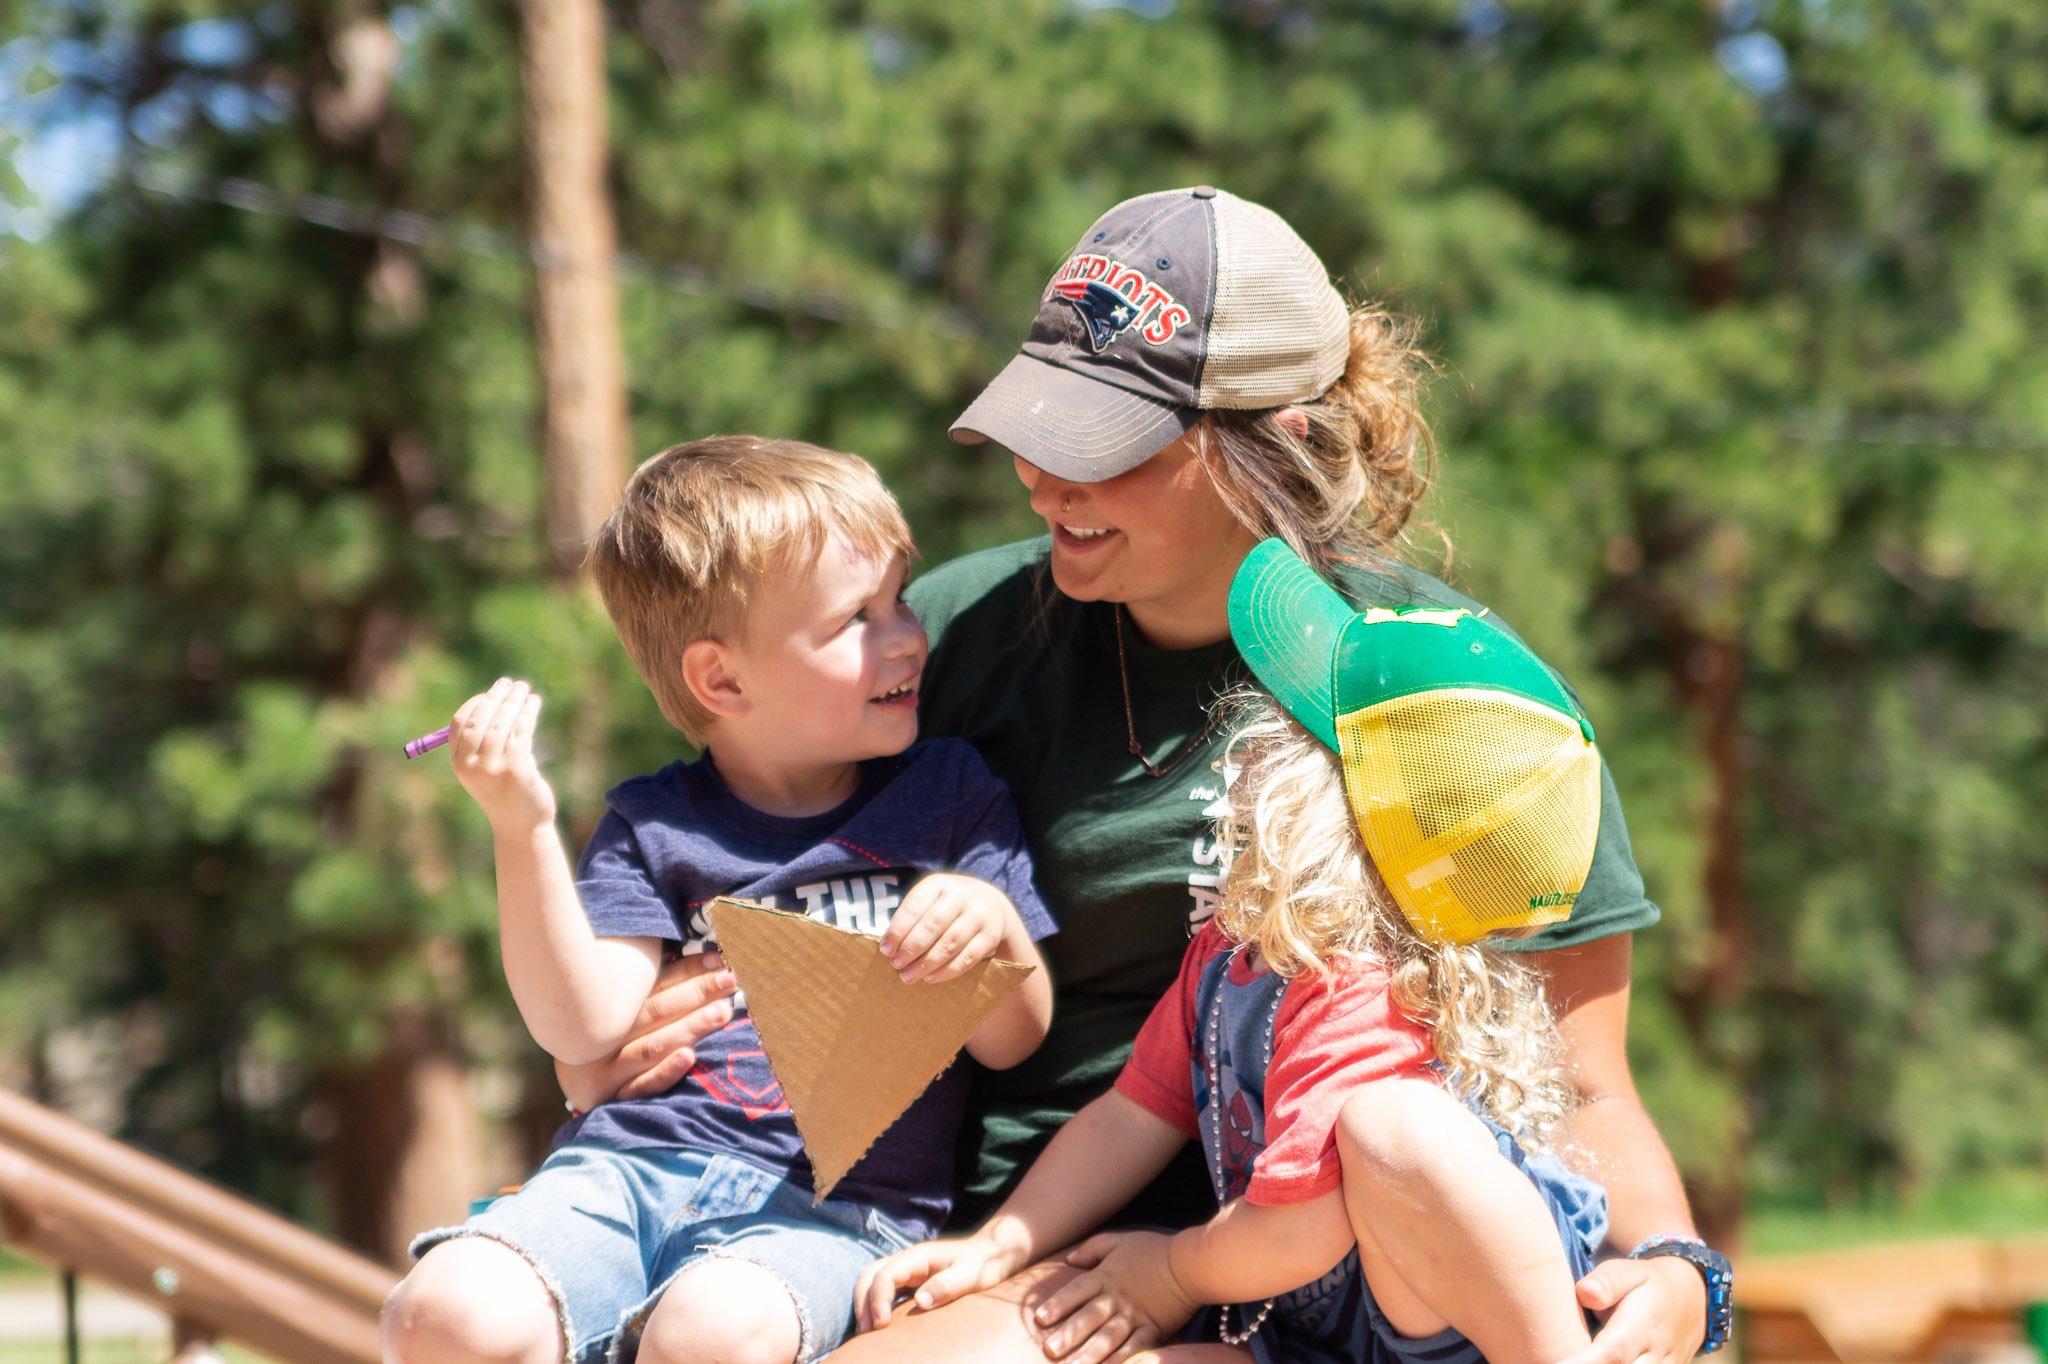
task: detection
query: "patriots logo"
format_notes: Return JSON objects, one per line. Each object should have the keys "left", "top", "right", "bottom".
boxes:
{"left": 1054, "top": 280, "right": 1146, "bottom": 353}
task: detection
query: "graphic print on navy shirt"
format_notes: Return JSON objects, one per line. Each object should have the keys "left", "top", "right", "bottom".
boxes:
{"left": 553, "top": 740, "right": 1053, "bottom": 1239}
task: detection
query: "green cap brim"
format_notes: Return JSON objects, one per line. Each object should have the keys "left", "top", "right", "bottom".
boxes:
{"left": 1228, "top": 538, "right": 1353, "bottom": 752}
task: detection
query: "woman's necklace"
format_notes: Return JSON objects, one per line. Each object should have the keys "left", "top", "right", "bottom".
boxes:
{"left": 1113, "top": 606, "right": 1222, "bottom": 780}
{"left": 1203, "top": 966, "right": 1283, "bottom": 1345}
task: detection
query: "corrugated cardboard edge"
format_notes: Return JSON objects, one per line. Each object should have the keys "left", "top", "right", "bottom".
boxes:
{"left": 705, "top": 897, "right": 1032, "bottom": 1202}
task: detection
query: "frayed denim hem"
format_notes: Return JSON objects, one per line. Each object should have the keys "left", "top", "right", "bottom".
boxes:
{"left": 410, "top": 1224, "right": 578, "bottom": 1364}
{"left": 608, "top": 1248, "right": 814, "bottom": 1364}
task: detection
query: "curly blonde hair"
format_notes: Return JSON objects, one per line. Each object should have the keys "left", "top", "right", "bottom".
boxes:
{"left": 1211, "top": 694, "right": 1575, "bottom": 1150}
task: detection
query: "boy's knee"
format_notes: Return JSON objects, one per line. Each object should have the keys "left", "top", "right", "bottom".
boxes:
{"left": 1337, "top": 1078, "right": 1494, "bottom": 1187}
{"left": 641, "top": 1256, "right": 803, "bottom": 1364}
{"left": 382, "top": 1238, "right": 561, "bottom": 1364}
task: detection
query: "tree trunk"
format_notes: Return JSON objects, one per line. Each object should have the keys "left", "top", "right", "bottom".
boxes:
{"left": 521, "top": 0, "right": 630, "bottom": 578}
{"left": 303, "top": 5, "right": 488, "bottom": 1265}
{"left": 1663, "top": 523, "right": 1753, "bottom": 1253}
{"left": 319, "top": 1011, "right": 483, "bottom": 1267}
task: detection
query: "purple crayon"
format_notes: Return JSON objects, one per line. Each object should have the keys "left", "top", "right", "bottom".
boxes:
{"left": 404, "top": 725, "right": 452, "bottom": 760}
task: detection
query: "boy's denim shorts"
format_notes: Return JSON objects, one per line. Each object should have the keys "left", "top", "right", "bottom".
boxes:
{"left": 409, "top": 1145, "right": 916, "bottom": 1364}
{"left": 1198, "top": 1119, "right": 1609, "bottom": 1364}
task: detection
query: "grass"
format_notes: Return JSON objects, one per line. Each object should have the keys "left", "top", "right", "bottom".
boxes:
{"left": 0, "top": 1334, "right": 269, "bottom": 1364}
{"left": 0, "top": 1343, "right": 170, "bottom": 1364}
{"left": 0, "top": 1257, "right": 270, "bottom": 1363}
{"left": 1746, "top": 1170, "right": 2048, "bottom": 1256}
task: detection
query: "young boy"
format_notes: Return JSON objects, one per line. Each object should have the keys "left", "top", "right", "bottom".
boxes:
{"left": 381, "top": 436, "right": 1056, "bottom": 1364}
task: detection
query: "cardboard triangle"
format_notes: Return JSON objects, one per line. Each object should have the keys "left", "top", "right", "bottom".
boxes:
{"left": 704, "top": 897, "right": 1033, "bottom": 1202}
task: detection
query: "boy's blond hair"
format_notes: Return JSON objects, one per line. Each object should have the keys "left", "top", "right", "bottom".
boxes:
{"left": 1213, "top": 694, "right": 1576, "bottom": 1152}
{"left": 587, "top": 435, "right": 914, "bottom": 743}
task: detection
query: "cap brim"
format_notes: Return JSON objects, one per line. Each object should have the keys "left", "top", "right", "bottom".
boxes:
{"left": 1227, "top": 539, "right": 1353, "bottom": 753}
{"left": 950, "top": 352, "right": 1199, "bottom": 484}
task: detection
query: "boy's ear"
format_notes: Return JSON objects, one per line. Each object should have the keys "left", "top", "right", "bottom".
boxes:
{"left": 681, "top": 639, "right": 749, "bottom": 721}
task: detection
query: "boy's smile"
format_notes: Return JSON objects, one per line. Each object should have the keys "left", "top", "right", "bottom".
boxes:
{"left": 708, "top": 529, "right": 927, "bottom": 814}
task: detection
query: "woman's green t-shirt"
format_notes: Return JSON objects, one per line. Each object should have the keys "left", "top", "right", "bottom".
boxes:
{"left": 906, "top": 538, "right": 1659, "bottom": 1224}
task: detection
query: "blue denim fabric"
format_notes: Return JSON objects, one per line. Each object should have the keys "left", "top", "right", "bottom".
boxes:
{"left": 1194, "top": 1119, "right": 1608, "bottom": 1364}
{"left": 410, "top": 1145, "right": 915, "bottom": 1364}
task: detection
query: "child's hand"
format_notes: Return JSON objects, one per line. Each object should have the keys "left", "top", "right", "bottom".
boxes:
{"left": 854, "top": 1230, "right": 1026, "bottom": 1332}
{"left": 449, "top": 678, "right": 557, "bottom": 832}
{"left": 879, "top": 872, "right": 1017, "bottom": 984}
{"left": 1034, "top": 1231, "right": 1199, "bottom": 1364}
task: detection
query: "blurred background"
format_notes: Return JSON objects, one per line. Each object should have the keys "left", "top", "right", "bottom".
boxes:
{"left": 3, "top": 0, "right": 2048, "bottom": 1354}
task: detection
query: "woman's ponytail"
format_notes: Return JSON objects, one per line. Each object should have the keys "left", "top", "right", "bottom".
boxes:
{"left": 1201, "top": 303, "right": 1439, "bottom": 577}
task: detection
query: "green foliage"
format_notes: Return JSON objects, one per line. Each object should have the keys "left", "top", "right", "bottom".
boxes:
{"left": 4, "top": 0, "right": 2047, "bottom": 1239}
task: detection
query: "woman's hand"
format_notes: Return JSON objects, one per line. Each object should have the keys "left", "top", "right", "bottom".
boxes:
{"left": 555, "top": 951, "right": 737, "bottom": 1112}
{"left": 1559, "top": 1255, "right": 1709, "bottom": 1364}
{"left": 879, "top": 872, "right": 1018, "bottom": 984}
{"left": 855, "top": 1231, "right": 1029, "bottom": 1333}
{"left": 1031, "top": 1231, "right": 1197, "bottom": 1363}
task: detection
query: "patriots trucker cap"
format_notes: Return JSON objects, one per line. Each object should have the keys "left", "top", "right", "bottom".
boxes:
{"left": 1228, "top": 539, "right": 1603, "bottom": 945}
{"left": 951, "top": 186, "right": 1350, "bottom": 483}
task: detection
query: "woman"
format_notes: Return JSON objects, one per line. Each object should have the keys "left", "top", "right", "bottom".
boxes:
{"left": 568, "top": 187, "right": 1717, "bottom": 1364}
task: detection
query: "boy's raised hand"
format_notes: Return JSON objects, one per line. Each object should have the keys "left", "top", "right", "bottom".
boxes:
{"left": 879, "top": 872, "right": 1016, "bottom": 984}
{"left": 449, "top": 678, "right": 557, "bottom": 832}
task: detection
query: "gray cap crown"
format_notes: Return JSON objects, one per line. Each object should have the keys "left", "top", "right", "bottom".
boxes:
{"left": 952, "top": 186, "right": 1350, "bottom": 483}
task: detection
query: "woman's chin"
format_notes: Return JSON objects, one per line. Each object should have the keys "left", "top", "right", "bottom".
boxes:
{"left": 1047, "top": 555, "right": 1112, "bottom": 603}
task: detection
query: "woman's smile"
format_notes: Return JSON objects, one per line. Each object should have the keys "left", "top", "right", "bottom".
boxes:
{"left": 1053, "top": 523, "right": 1118, "bottom": 550}
{"left": 1015, "top": 438, "right": 1257, "bottom": 648}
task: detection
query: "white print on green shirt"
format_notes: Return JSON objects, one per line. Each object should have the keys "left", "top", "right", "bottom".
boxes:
{"left": 1185, "top": 767, "right": 1237, "bottom": 931}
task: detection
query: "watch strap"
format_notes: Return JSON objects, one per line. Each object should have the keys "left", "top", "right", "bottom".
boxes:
{"left": 1626, "top": 1234, "right": 1734, "bottom": 1355}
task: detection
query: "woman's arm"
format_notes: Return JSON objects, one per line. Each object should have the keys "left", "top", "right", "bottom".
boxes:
{"left": 555, "top": 951, "right": 739, "bottom": 1111}
{"left": 1539, "top": 934, "right": 1711, "bottom": 1364}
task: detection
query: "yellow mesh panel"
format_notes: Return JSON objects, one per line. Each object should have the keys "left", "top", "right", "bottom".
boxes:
{"left": 1336, "top": 689, "right": 1601, "bottom": 944}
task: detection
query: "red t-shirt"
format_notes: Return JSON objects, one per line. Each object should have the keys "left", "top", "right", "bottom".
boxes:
{"left": 1114, "top": 922, "right": 1437, "bottom": 1206}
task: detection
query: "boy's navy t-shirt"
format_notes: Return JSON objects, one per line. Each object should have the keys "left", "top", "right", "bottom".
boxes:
{"left": 553, "top": 737, "right": 1054, "bottom": 1238}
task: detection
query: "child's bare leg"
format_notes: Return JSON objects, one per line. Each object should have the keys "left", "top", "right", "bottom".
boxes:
{"left": 639, "top": 1256, "right": 804, "bottom": 1364}
{"left": 1336, "top": 1079, "right": 1590, "bottom": 1364}
{"left": 381, "top": 1238, "right": 563, "bottom": 1364}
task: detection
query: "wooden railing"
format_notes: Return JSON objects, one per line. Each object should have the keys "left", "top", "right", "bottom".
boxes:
{"left": 0, "top": 1088, "right": 394, "bottom": 1364}
{"left": 9, "top": 1081, "right": 2047, "bottom": 1364}
{"left": 1739, "top": 1236, "right": 2048, "bottom": 1364}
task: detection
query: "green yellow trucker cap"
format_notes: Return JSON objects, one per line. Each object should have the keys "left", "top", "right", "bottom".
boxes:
{"left": 1227, "top": 539, "right": 1602, "bottom": 944}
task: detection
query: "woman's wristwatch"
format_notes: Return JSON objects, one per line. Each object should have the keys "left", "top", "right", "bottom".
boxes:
{"left": 1626, "top": 1234, "right": 1734, "bottom": 1355}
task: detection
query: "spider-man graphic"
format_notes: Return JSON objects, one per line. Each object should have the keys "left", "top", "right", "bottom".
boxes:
{"left": 1217, "top": 1079, "right": 1262, "bottom": 1199}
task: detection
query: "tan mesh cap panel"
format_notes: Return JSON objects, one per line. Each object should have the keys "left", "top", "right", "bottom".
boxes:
{"left": 1198, "top": 193, "right": 1350, "bottom": 409}
{"left": 1337, "top": 690, "right": 1601, "bottom": 944}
